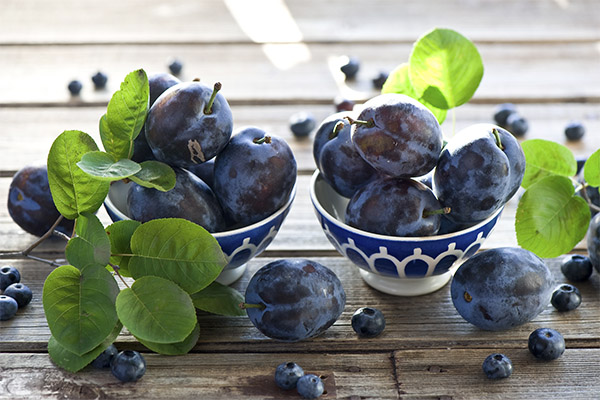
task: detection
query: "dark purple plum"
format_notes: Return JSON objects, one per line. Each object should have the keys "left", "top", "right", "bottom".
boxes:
{"left": 243, "top": 259, "right": 346, "bottom": 342}
{"left": 451, "top": 247, "right": 554, "bottom": 331}
{"left": 585, "top": 209, "right": 600, "bottom": 274}
{"left": 186, "top": 158, "right": 215, "bottom": 191}
{"left": 345, "top": 177, "right": 444, "bottom": 237}
{"left": 351, "top": 93, "right": 443, "bottom": 178}
{"left": 313, "top": 111, "right": 352, "bottom": 168}
{"left": 145, "top": 81, "right": 233, "bottom": 168}
{"left": 7, "top": 164, "right": 74, "bottom": 237}
{"left": 434, "top": 124, "right": 525, "bottom": 224}
{"left": 127, "top": 167, "right": 225, "bottom": 232}
{"left": 213, "top": 127, "right": 296, "bottom": 227}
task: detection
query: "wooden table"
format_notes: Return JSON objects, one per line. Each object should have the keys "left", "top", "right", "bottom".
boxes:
{"left": 1, "top": 1, "right": 599, "bottom": 399}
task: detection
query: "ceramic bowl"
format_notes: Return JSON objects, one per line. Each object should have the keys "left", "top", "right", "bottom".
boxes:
{"left": 309, "top": 171, "right": 503, "bottom": 296}
{"left": 104, "top": 180, "right": 296, "bottom": 285}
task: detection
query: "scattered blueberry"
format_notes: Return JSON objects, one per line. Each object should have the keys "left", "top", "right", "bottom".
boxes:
{"left": 528, "top": 328, "right": 565, "bottom": 360}
{"left": 551, "top": 284, "right": 582, "bottom": 312}
{"left": 3, "top": 283, "right": 32, "bottom": 308}
{"left": 340, "top": 56, "right": 360, "bottom": 80}
{"left": 91, "top": 344, "right": 118, "bottom": 369}
{"left": 67, "top": 80, "right": 83, "bottom": 96}
{"left": 296, "top": 374, "right": 324, "bottom": 399}
{"left": 0, "top": 295, "right": 18, "bottom": 321}
{"left": 91, "top": 71, "right": 108, "bottom": 89}
{"left": 372, "top": 71, "right": 388, "bottom": 89}
{"left": 274, "top": 362, "right": 305, "bottom": 390}
{"left": 351, "top": 307, "right": 386, "bottom": 338}
{"left": 334, "top": 96, "right": 355, "bottom": 112}
{"left": 493, "top": 103, "right": 517, "bottom": 126}
{"left": 168, "top": 59, "right": 183, "bottom": 76}
{"left": 110, "top": 350, "right": 146, "bottom": 382}
{"left": 565, "top": 121, "right": 585, "bottom": 141}
{"left": 289, "top": 112, "right": 317, "bottom": 137}
{"left": 0, "top": 265, "right": 21, "bottom": 290}
{"left": 560, "top": 254, "right": 593, "bottom": 282}
{"left": 482, "top": 353, "right": 513, "bottom": 379}
{"left": 505, "top": 113, "right": 528, "bottom": 137}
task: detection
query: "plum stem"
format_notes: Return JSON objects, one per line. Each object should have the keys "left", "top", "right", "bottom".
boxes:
{"left": 109, "top": 262, "right": 130, "bottom": 288}
{"left": 239, "top": 302, "right": 266, "bottom": 311}
{"left": 204, "top": 82, "right": 222, "bottom": 114}
{"left": 345, "top": 116, "right": 375, "bottom": 128}
{"left": 253, "top": 136, "right": 272, "bottom": 145}
{"left": 423, "top": 207, "right": 451, "bottom": 218}
{"left": 329, "top": 121, "right": 346, "bottom": 139}
{"left": 578, "top": 182, "right": 600, "bottom": 213}
{"left": 492, "top": 128, "right": 505, "bottom": 150}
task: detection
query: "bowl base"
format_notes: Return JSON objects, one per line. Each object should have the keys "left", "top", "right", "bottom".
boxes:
{"left": 216, "top": 264, "right": 247, "bottom": 286}
{"left": 358, "top": 269, "right": 452, "bottom": 296}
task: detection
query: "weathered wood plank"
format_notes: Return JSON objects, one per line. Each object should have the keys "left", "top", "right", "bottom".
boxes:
{"left": 1, "top": 0, "right": 598, "bottom": 44}
{"left": 394, "top": 348, "right": 600, "bottom": 399}
{"left": 0, "top": 42, "right": 598, "bottom": 105}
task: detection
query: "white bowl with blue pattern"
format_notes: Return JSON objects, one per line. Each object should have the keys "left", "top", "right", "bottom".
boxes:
{"left": 104, "top": 180, "right": 295, "bottom": 285}
{"left": 309, "top": 170, "right": 502, "bottom": 296}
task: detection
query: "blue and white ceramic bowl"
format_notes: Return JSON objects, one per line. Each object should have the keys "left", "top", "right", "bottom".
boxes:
{"left": 104, "top": 180, "right": 296, "bottom": 285}
{"left": 309, "top": 171, "right": 503, "bottom": 296}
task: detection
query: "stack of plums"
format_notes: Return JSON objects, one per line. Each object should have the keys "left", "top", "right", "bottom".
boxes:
{"left": 313, "top": 93, "right": 526, "bottom": 237}
{"left": 128, "top": 74, "right": 297, "bottom": 232}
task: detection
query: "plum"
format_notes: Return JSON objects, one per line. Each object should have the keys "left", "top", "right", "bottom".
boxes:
{"left": 186, "top": 158, "right": 215, "bottom": 191}
{"left": 213, "top": 127, "right": 296, "bottom": 227}
{"left": 127, "top": 167, "right": 225, "bottom": 232}
{"left": 345, "top": 177, "right": 444, "bottom": 237}
{"left": 586, "top": 212, "right": 600, "bottom": 274}
{"left": 7, "top": 164, "right": 74, "bottom": 237}
{"left": 145, "top": 81, "right": 233, "bottom": 168}
{"left": 350, "top": 93, "right": 443, "bottom": 178}
{"left": 451, "top": 247, "right": 554, "bottom": 331}
{"left": 243, "top": 259, "right": 346, "bottom": 342}
{"left": 434, "top": 124, "right": 525, "bottom": 224}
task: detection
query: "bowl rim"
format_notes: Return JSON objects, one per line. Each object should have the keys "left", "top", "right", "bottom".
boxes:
{"left": 309, "top": 169, "right": 503, "bottom": 242}
{"left": 104, "top": 180, "right": 297, "bottom": 238}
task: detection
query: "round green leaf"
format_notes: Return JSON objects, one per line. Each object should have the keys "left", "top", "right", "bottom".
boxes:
{"left": 42, "top": 265, "right": 120, "bottom": 355}
{"left": 521, "top": 139, "right": 577, "bottom": 189}
{"left": 409, "top": 28, "right": 483, "bottom": 109}
{"left": 583, "top": 148, "right": 600, "bottom": 187}
{"left": 65, "top": 212, "right": 111, "bottom": 270}
{"left": 129, "top": 218, "right": 227, "bottom": 294}
{"left": 516, "top": 175, "right": 590, "bottom": 258}
{"left": 191, "top": 282, "right": 247, "bottom": 317}
{"left": 136, "top": 323, "right": 200, "bottom": 355}
{"left": 77, "top": 151, "right": 141, "bottom": 180}
{"left": 129, "top": 160, "right": 176, "bottom": 191}
{"left": 116, "top": 276, "right": 197, "bottom": 344}
{"left": 106, "top": 219, "right": 141, "bottom": 277}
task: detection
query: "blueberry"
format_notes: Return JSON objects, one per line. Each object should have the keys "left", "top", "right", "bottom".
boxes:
{"left": 493, "top": 103, "right": 517, "bottom": 126}
{"left": 482, "top": 353, "right": 513, "bottom": 379}
{"left": 372, "top": 71, "right": 388, "bottom": 89}
{"left": 351, "top": 307, "right": 386, "bottom": 338}
{"left": 91, "top": 344, "right": 118, "bottom": 369}
{"left": 0, "top": 295, "right": 18, "bottom": 321}
{"left": 91, "top": 71, "right": 108, "bottom": 89}
{"left": 505, "top": 113, "right": 528, "bottom": 137}
{"left": 560, "top": 254, "right": 593, "bottom": 282}
{"left": 565, "top": 121, "right": 585, "bottom": 141}
{"left": 289, "top": 112, "right": 317, "bottom": 137}
{"left": 334, "top": 96, "right": 355, "bottom": 112}
{"left": 168, "top": 59, "right": 183, "bottom": 75}
{"left": 67, "top": 80, "right": 82, "bottom": 96}
{"left": 3, "top": 283, "right": 32, "bottom": 308}
{"left": 110, "top": 350, "right": 146, "bottom": 382}
{"left": 296, "top": 374, "right": 324, "bottom": 399}
{"left": 528, "top": 328, "right": 565, "bottom": 360}
{"left": 274, "top": 362, "right": 304, "bottom": 390}
{"left": 551, "top": 284, "right": 582, "bottom": 312}
{"left": 340, "top": 56, "right": 360, "bottom": 80}
{"left": 0, "top": 265, "right": 20, "bottom": 291}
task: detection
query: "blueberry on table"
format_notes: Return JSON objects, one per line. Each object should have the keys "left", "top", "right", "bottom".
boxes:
{"left": 340, "top": 56, "right": 360, "bottom": 80}
{"left": 274, "top": 362, "right": 304, "bottom": 390}
{"left": 289, "top": 112, "right": 317, "bottom": 137}
{"left": 560, "top": 254, "right": 593, "bottom": 282}
{"left": 551, "top": 284, "right": 582, "bottom": 312}
{"left": 0, "top": 295, "right": 18, "bottom": 321}
{"left": 3, "top": 283, "right": 32, "bottom": 308}
{"left": 371, "top": 71, "right": 388, "bottom": 89}
{"left": 91, "top": 344, "right": 118, "bottom": 369}
{"left": 91, "top": 71, "right": 108, "bottom": 89}
{"left": 565, "top": 121, "right": 585, "bottom": 141}
{"left": 67, "top": 80, "right": 82, "bottom": 96}
{"left": 505, "top": 113, "right": 529, "bottom": 137}
{"left": 482, "top": 353, "right": 513, "bottom": 379}
{"left": 0, "top": 265, "right": 20, "bottom": 291}
{"left": 528, "top": 328, "right": 565, "bottom": 361}
{"left": 110, "top": 350, "right": 147, "bottom": 382}
{"left": 296, "top": 374, "right": 324, "bottom": 399}
{"left": 351, "top": 307, "right": 386, "bottom": 338}
{"left": 168, "top": 58, "right": 183, "bottom": 75}
{"left": 493, "top": 103, "right": 517, "bottom": 126}
{"left": 334, "top": 96, "right": 355, "bottom": 112}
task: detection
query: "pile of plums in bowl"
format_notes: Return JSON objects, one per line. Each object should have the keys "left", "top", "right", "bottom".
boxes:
{"left": 104, "top": 74, "right": 297, "bottom": 285}
{"left": 309, "top": 93, "right": 525, "bottom": 296}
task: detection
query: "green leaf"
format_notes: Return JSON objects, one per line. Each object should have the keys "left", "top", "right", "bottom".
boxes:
{"left": 191, "top": 282, "right": 247, "bottom": 317}
{"left": 129, "top": 160, "right": 176, "bottom": 191}
{"left": 103, "top": 69, "right": 149, "bottom": 159}
{"left": 105, "top": 219, "right": 141, "bottom": 277}
{"left": 47, "top": 130, "right": 110, "bottom": 219}
{"left": 77, "top": 151, "right": 141, "bottom": 180}
{"left": 48, "top": 321, "right": 122, "bottom": 373}
{"left": 521, "top": 139, "right": 577, "bottom": 189}
{"left": 129, "top": 218, "right": 227, "bottom": 294}
{"left": 65, "top": 212, "right": 111, "bottom": 270}
{"left": 381, "top": 63, "right": 447, "bottom": 124}
{"left": 409, "top": 28, "right": 483, "bottom": 110}
{"left": 42, "top": 265, "right": 120, "bottom": 355}
{"left": 583, "top": 149, "right": 600, "bottom": 187}
{"left": 116, "top": 276, "right": 197, "bottom": 344}
{"left": 516, "top": 175, "right": 590, "bottom": 258}
{"left": 136, "top": 323, "right": 200, "bottom": 355}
